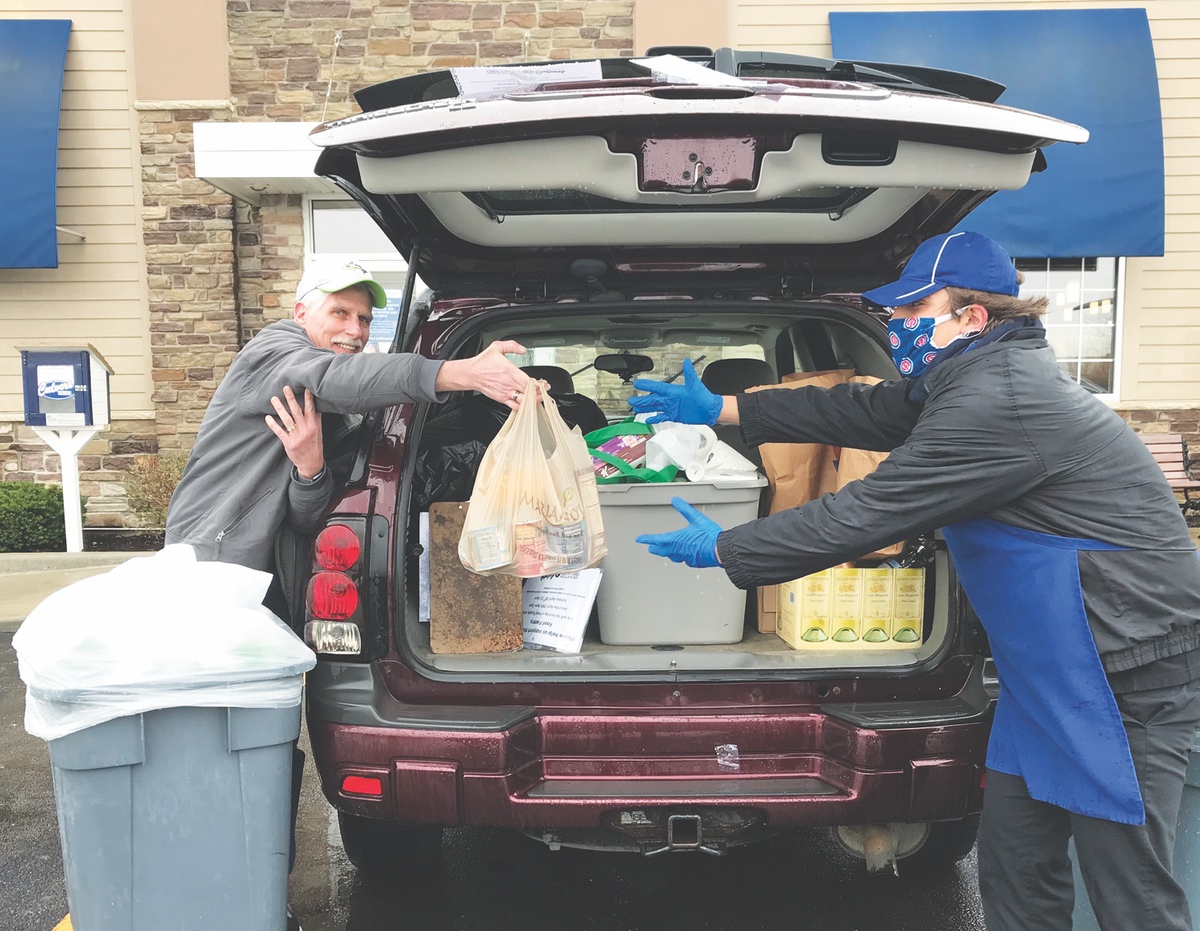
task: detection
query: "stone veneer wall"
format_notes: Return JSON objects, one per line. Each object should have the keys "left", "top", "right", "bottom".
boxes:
{"left": 1117, "top": 408, "right": 1200, "bottom": 447}
{"left": 0, "top": 420, "right": 159, "bottom": 528}
{"left": 59, "top": 0, "right": 632, "bottom": 529}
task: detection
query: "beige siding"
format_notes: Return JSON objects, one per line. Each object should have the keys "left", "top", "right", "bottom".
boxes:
{"left": 728, "top": 0, "right": 1200, "bottom": 406}
{"left": 0, "top": 3, "right": 151, "bottom": 418}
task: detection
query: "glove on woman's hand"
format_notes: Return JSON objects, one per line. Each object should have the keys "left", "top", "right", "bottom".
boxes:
{"left": 635, "top": 497, "right": 723, "bottom": 569}
{"left": 628, "top": 359, "right": 722, "bottom": 426}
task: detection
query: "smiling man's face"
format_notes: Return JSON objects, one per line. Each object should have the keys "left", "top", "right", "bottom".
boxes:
{"left": 295, "top": 286, "right": 373, "bottom": 354}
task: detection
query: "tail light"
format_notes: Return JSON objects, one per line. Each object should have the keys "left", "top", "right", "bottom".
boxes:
{"left": 304, "top": 517, "right": 388, "bottom": 659}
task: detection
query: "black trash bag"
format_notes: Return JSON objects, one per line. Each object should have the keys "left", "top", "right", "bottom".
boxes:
{"left": 553, "top": 393, "right": 610, "bottom": 437}
{"left": 470, "top": 393, "right": 609, "bottom": 439}
{"left": 412, "top": 439, "right": 488, "bottom": 512}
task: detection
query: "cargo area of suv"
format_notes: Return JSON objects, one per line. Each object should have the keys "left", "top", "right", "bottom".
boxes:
{"left": 394, "top": 301, "right": 955, "bottom": 677}
{"left": 298, "top": 48, "right": 1085, "bottom": 869}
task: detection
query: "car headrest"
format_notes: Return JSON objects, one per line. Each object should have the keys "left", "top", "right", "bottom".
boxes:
{"left": 700, "top": 358, "right": 777, "bottom": 395}
{"left": 521, "top": 365, "right": 575, "bottom": 396}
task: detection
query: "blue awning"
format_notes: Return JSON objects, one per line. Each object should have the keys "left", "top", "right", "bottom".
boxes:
{"left": 830, "top": 8, "right": 1165, "bottom": 258}
{"left": 0, "top": 19, "right": 72, "bottom": 269}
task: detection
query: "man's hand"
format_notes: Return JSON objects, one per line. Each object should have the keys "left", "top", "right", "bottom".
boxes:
{"left": 435, "top": 340, "right": 531, "bottom": 411}
{"left": 635, "top": 497, "right": 723, "bottom": 568}
{"left": 266, "top": 386, "right": 324, "bottom": 479}
{"left": 628, "top": 359, "right": 725, "bottom": 426}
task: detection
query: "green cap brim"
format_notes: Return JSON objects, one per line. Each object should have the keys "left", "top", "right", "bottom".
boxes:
{"left": 317, "top": 271, "right": 387, "bottom": 309}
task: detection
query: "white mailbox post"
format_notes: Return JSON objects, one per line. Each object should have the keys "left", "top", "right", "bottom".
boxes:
{"left": 19, "top": 346, "right": 113, "bottom": 553}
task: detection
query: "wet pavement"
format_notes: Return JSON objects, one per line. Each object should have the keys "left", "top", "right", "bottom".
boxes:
{"left": 2, "top": 626, "right": 985, "bottom": 931}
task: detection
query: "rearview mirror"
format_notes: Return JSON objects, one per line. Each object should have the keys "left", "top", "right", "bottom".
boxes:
{"left": 593, "top": 354, "right": 654, "bottom": 384}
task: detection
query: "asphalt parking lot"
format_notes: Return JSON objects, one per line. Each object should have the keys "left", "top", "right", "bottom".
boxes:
{"left": 1, "top": 631, "right": 986, "bottom": 931}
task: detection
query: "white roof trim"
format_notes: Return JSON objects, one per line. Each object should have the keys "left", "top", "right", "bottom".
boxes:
{"left": 194, "top": 121, "right": 342, "bottom": 205}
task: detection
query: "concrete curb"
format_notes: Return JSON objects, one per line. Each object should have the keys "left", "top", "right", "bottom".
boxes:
{"left": 0, "top": 554, "right": 157, "bottom": 632}
{"left": 0, "top": 552, "right": 156, "bottom": 574}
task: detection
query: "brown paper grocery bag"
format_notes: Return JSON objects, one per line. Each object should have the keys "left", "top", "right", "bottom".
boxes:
{"left": 746, "top": 370, "right": 851, "bottom": 630}
{"left": 747, "top": 371, "right": 903, "bottom": 630}
{"left": 747, "top": 369, "right": 853, "bottom": 517}
{"left": 835, "top": 376, "right": 903, "bottom": 559}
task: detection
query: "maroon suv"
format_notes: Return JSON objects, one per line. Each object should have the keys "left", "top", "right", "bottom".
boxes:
{"left": 298, "top": 49, "right": 1085, "bottom": 872}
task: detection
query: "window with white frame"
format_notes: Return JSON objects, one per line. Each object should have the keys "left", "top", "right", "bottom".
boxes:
{"left": 1015, "top": 257, "right": 1122, "bottom": 397}
{"left": 304, "top": 198, "right": 424, "bottom": 353}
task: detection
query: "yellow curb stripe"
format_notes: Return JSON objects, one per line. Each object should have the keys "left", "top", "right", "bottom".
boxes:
{"left": 52, "top": 916, "right": 72, "bottom": 931}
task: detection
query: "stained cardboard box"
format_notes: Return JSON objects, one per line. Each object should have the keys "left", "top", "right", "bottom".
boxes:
{"left": 428, "top": 501, "right": 524, "bottom": 654}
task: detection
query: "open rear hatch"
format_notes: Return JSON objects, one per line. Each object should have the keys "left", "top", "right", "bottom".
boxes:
{"left": 310, "top": 51, "right": 1087, "bottom": 299}
{"left": 306, "top": 53, "right": 1082, "bottom": 680}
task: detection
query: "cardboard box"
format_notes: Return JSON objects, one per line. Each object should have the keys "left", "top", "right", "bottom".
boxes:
{"left": 775, "top": 566, "right": 926, "bottom": 651}
{"left": 758, "top": 584, "right": 779, "bottom": 634}
{"left": 428, "top": 501, "right": 524, "bottom": 654}
{"left": 777, "top": 570, "right": 832, "bottom": 648}
{"left": 891, "top": 568, "right": 925, "bottom": 644}
{"left": 830, "top": 567, "right": 863, "bottom": 643}
{"left": 860, "top": 568, "right": 893, "bottom": 644}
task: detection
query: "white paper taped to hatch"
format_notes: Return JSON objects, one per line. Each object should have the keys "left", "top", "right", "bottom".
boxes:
{"left": 451, "top": 60, "right": 603, "bottom": 98}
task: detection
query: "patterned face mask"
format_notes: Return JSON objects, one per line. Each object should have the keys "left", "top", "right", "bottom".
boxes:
{"left": 887, "top": 308, "right": 977, "bottom": 378}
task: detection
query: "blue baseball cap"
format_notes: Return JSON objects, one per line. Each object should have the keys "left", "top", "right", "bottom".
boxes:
{"left": 861, "top": 231, "right": 1019, "bottom": 308}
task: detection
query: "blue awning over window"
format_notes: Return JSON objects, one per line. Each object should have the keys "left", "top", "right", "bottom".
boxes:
{"left": 830, "top": 8, "right": 1165, "bottom": 258}
{"left": 0, "top": 19, "right": 72, "bottom": 269}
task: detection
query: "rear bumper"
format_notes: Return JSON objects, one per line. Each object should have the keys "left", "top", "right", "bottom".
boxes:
{"left": 308, "top": 662, "right": 991, "bottom": 831}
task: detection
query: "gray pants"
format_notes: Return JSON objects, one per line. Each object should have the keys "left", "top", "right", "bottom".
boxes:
{"left": 978, "top": 655, "right": 1200, "bottom": 931}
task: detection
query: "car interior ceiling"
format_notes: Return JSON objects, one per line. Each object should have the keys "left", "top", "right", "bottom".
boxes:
{"left": 399, "top": 303, "right": 947, "bottom": 676}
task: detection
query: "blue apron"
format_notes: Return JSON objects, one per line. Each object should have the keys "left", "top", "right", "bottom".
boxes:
{"left": 942, "top": 516, "right": 1145, "bottom": 825}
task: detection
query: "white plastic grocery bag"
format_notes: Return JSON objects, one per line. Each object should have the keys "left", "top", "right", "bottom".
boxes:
{"left": 13, "top": 544, "right": 316, "bottom": 741}
{"left": 459, "top": 389, "right": 606, "bottom": 577}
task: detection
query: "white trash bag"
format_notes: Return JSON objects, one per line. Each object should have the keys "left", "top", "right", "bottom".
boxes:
{"left": 13, "top": 544, "right": 316, "bottom": 741}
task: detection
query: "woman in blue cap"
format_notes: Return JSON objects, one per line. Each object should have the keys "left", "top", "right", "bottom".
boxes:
{"left": 630, "top": 231, "right": 1200, "bottom": 931}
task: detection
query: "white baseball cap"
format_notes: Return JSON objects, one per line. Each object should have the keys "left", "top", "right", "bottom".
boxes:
{"left": 296, "top": 260, "right": 387, "bottom": 309}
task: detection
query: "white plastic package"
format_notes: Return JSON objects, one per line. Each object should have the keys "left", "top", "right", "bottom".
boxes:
{"left": 13, "top": 545, "right": 316, "bottom": 741}
{"left": 645, "top": 422, "right": 759, "bottom": 483}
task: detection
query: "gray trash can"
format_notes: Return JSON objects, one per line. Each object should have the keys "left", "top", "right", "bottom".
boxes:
{"left": 46, "top": 700, "right": 300, "bottom": 931}
{"left": 1071, "top": 733, "right": 1200, "bottom": 930}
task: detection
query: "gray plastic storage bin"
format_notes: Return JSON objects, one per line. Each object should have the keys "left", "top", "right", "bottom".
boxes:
{"left": 595, "top": 476, "right": 767, "bottom": 645}
{"left": 1071, "top": 733, "right": 1200, "bottom": 930}
{"left": 47, "top": 701, "right": 301, "bottom": 931}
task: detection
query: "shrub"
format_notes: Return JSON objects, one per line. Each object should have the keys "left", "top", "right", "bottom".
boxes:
{"left": 0, "top": 482, "right": 85, "bottom": 553}
{"left": 126, "top": 453, "right": 188, "bottom": 528}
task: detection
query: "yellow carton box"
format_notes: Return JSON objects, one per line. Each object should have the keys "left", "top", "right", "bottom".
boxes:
{"left": 776, "top": 567, "right": 926, "bottom": 650}
{"left": 860, "top": 568, "right": 893, "bottom": 644}
{"left": 777, "top": 570, "right": 832, "bottom": 648}
{"left": 830, "top": 567, "right": 863, "bottom": 643}
{"left": 891, "top": 568, "right": 925, "bottom": 644}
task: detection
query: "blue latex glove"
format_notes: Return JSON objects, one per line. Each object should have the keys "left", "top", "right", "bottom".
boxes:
{"left": 635, "top": 497, "right": 723, "bottom": 569}
{"left": 628, "top": 359, "right": 723, "bottom": 426}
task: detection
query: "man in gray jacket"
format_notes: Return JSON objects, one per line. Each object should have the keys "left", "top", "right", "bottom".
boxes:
{"left": 631, "top": 232, "right": 1200, "bottom": 931}
{"left": 167, "top": 259, "right": 529, "bottom": 577}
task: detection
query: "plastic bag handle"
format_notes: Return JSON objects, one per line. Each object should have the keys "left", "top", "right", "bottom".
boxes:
{"left": 587, "top": 448, "right": 679, "bottom": 484}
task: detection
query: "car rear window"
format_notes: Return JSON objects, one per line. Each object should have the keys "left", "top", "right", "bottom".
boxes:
{"left": 509, "top": 341, "right": 766, "bottom": 420}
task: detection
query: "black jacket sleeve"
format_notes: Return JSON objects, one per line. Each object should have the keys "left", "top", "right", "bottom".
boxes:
{"left": 738, "top": 379, "right": 921, "bottom": 453}
{"left": 717, "top": 386, "right": 1048, "bottom": 588}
